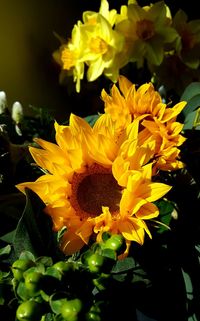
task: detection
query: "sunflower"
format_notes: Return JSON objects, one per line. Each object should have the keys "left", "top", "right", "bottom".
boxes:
{"left": 16, "top": 114, "right": 171, "bottom": 255}
{"left": 102, "top": 75, "right": 186, "bottom": 172}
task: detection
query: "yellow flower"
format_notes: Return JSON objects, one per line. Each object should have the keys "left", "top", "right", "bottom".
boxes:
{"left": 54, "top": 22, "right": 85, "bottom": 93}
{"left": 81, "top": 9, "right": 125, "bottom": 82}
{"left": 102, "top": 75, "right": 186, "bottom": 124}
{"left": 138, "top": 118, "right": 186, "bottom": 172}
{"left": 16, "top": 114, "right": 171, "bottom": 256}
{"left": 102, "top": 75, "right": 187, "bottom": 172}
{"left": 54, "top": 0, "right": 125, "bottom": 91}
{"left": 115, "top": 1, "right": 178, "bottom": 67}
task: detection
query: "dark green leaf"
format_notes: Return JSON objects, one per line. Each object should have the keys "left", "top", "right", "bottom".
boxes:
{"left": 112, "top": 273, "right": 127, "bottom": 282}
{"left": 13, "top": 189, "right": 59, "bottom": 259}
{"left": 111, "top": 257, "right": 136, "bottom": 274}
{"left": 35, "top": 256, "right": 53, "bottom": 267}
{"left": 183, "top": 110, "right": 197, "bottom": 130}
{"left": 182, "top": 94, "right": 200, "bottom": 117}
{"left": 154, "top": 199, "right": 174, "bottom": 233}
{"left": 42, "top": 313, "right": 54, "bottom": 321}
{"left": 181, "top": 82, "right": 200, "bottom": 106}
{"left": 0, "top": 230, "right": 15, "bottom": 243}
{"left": 0, "top": 270, "right": 11, "bottom": 282}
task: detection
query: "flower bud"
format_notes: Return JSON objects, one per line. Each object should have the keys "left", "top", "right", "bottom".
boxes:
{"left": 0, "top": 91, "right": 7, "bottom": 114}
{"left": 11, "top": 101, "right": 23, "bottom": 124}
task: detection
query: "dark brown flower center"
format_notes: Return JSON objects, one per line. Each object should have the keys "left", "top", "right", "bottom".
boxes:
{"left": 70, "top": 164, "right": 122, "bottom": 218}
{"left": 136, "top": 19, "right": 155, "bottom": 40}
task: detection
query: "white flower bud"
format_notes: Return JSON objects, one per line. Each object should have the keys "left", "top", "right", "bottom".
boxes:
{"left": 0, "top": 91, "right": 7, "bottom": 114}
{"left": 11, "top": 101, "right": 23, "bottom": 124}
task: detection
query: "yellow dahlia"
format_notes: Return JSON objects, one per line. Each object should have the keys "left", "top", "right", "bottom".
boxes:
{"left": 138, "top": 118, "right": 186, "bottom": 172}
{"left": 102, "top": 75, "right": 186, "bottom": 124}
{"left": 16, "top": 114, "right": 171, "bottom": 255}
{"left": 102, "top": 75, "right": 187, "bottom": 172}
{"left": 53, "top": 22, "right": 85, "bottom": 93}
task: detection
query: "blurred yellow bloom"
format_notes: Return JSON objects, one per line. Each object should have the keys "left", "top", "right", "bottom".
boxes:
{"left": 173, "top": 9, "right": 200, "bottom": 69}
{"left": 54, "top": 23, "right": 85, "bottom": 93}
{"left": 16, "top": 113, "right": 171, "bottom": 255}
{"left": 116, "top": 1, "right": 179, "bottom": 67}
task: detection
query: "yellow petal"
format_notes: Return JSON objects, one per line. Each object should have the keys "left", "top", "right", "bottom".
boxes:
{"left": 119, "top": 218, "right": 145, "bottom": 244}
{"left": 144, "top": 182, "right": 172, "bottom": 202}
{"left": 136, "top": 202, "right": 159, "bottom": 219}
{"left": 60, "top": 231, "right": 85, "bottom": 255}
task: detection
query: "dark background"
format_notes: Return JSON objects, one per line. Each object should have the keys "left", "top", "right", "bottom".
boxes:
{"left": 0, "top": 0, "right": 198, "bottom": 121}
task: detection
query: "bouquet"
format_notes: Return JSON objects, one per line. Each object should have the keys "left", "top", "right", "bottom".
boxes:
{"left": 0, "top": 1, "right": 200, "bottom": 321}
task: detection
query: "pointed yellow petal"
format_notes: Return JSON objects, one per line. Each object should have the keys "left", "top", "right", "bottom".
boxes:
{"left": 145, "top": 182, "right": 172, "bottom": 202}
{"left": 119, "top": 218, "right": 145, "bottom": 244}
{"left": 136, "top": 202, "right": 159, "bottom": 219}
{"left": 120, "top": 190, "right": 147, "bottom": 216}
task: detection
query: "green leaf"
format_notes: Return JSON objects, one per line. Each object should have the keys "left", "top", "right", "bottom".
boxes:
{"left": 45, "top": 267, "right": 62, "bottom": 281}
{"left": 183, "top": 110, "right": 197, "bottom": 130}
{"left": 111, "top": 257, "right": 136, "bottom": 274}
{"left": 112, "top": 273, "right": 127, "bottom": 282}
{"left": 36, "top": 256, "right": 53, "bottom": 267}
{"left": 0, "top": 244, "right": 11, "bottom": 258}
{"left": 41, "top": 313, "right": 54, "bottom": 321}
{"left": 0, "top": 230, "right": 16, "bottom": 243}
{"left": 154, "top": 199, "right": 174, "bottom": 233}
{"left": 19, "top": 251, "right": 35, "bottom": 261}
{"left": 180, "top": 82, "right": 200, "bottom": 118}
{"left": 183, "top": 94, "right": 200, "bottom": 118}
{"left": 181, "top": 82, "right": 200, "bottom": 102}
{"left": 16, "top": 281, "right": 31, "bottom": 301}
{"left": 13, "top": 189, "right": 59, "bottom": 259}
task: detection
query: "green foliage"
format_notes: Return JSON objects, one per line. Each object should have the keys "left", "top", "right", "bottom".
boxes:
{"left": 180, "top": 82, "right": 200, "bottom": 130}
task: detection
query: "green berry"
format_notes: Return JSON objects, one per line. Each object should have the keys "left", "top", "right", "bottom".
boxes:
{"left": 11, "top": 259, "right": 35, "bottom": 281}
{"left": 85, "top": 304, "right": 101, "bottom": 321}
{"left": 52, "top": 261, "right": 74, "bottom": 275}
{"left": 16, "top": 300, "right": 42, "bottom": 321}
{"left": 24, "top": 271, "right": 43, "bottom": 296}
{"left": 85, "top": 311, "right": 101, "bottom": 321}
{"left": 87, "top": 253, "right": 104, "bottom": 274}
{"left": 103, "top": 234, "right": 125, "bottom": 254}
{"left": 61, "top": 298, "right": 82, "bottom": 321}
